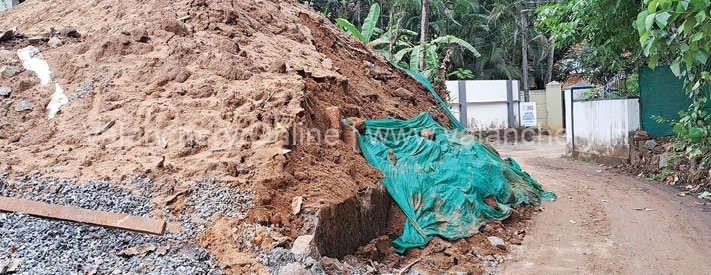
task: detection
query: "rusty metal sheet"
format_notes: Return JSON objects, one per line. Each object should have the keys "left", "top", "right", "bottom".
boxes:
{"left": 0, "top": 196, "right": 165, "bottom": 235}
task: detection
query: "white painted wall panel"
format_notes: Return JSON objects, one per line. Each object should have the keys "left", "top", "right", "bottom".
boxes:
{"left": 445, "top": 80, "right": 522, "bottom": 130}
{"left": 445, "top": 81, "right": 459, "bottom": 103}
{"left": 565, "top": 92, "right": 640, "bottom": 158}
{"left": 465, "top": 103, "right": 510, "bottom": 129}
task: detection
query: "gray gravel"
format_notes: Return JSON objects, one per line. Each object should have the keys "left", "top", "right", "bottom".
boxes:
{"left": 14, "top": 101, "right": 32, "bottom": 112}
{"left": 0, "top": 86, "right": 10, "bottom": 97}
{"left": 0, "top": 173, "right": 254, "bottom": 274}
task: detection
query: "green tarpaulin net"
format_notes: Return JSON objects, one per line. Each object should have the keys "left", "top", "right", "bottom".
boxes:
{"left": 356, "top": 112, "right": 556, "bottom": 254}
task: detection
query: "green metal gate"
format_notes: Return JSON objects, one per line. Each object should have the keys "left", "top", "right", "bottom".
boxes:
{"left": 639, "top": 66, "right": 692, "bottom": 137}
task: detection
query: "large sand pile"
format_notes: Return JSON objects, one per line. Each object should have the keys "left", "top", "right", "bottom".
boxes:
{"left": 0, "top": 0, "right": 453, "bottom": 257}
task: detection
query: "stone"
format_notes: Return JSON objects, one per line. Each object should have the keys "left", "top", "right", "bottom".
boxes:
{"left": 48, "top": 36, "right": 63, "bottom": 48}
{"left": 15, "top": 101, "right": 32, "bottom": 112}
{"left": 271, "top": 61, "right": 287, "bottom": 73}
{"left": 639, "top": 140, "right": 650, "bottom": 158}
{"left": 277, "top": 262, "right": 310, "bottom": 275}
{"left": 0, "top": 28, "right": 15, "bottom": 42}
{"left": 291, "top": 196, "right": 303, "bottom": 215}
{"left": 420, "top": 129, "right": 435, "bottom": 140}
{"left": 633, "top": 130, "right": 651, "bottom": 141}
{"left": 487, "top": 236, "right": 506, "bottom": 250}
{"left": 117, "top": 244, "right": 157, "bottom": 257}
{"left": 644, "top": 139, "right": 658, "bottom": 150}
{"left": 659, "top": 152, "right": 669, "bottom": 169}
{"left": 130, "top": 28, "right": 150, "bottom": 43}
{"left": 320, "top": 257, "right": 346, "bottom": 274}
{"left": 60, "top": 26, "right": 81, "bottom": 38}
{"left": 431, "top": 254, "right": 455, "bottom": 270}
{"left": 163, "top": 18, "right": 189, "bottom": 36}
{"left": 28, "top": 36, "right": 49, "bottom": 44}
{"left": 324, "top": 106, "right": 341, "bottom": 129}
{"left": 0, "top": 65, "right": 22, "bottom": 78}
{"left": 0, "top": 259, "right": 21, "bottom": 273}
{"left": 291, "top": 235, "right": 319, "bottom": 259}
{"left": 0, "top": 30, "right": 15, "bottom": 41}
{"left": 47, "top": 83, "right": 69, "bottom": 119}
{"left": 424, "top": 237, "right": 451, "bottom": 254}
{"left": 0, "top": 87, "right": 10, "bottom": 97}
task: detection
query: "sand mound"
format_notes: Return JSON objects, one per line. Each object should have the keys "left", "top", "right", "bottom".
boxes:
{"left": 0, "top": 0, "right": 451, "bottom": 248}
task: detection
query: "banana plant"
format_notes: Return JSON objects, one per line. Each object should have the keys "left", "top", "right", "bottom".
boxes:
{"left": 335, "top": 3, "right": 381, "bottom": 45}
{"left": 393, "top": 35, "right": 481, "bottom": 78}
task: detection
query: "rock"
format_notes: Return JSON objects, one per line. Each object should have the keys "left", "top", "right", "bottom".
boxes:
{"left": 659, "top": 152, "right": 669, "bottom": 169}
{"left": 431, "top": 254, "right": 455, "bottom": 270}
{"left": 28, "top": 36, "right": 49, "bottom": 44}
{"left": 484, "top": 196, "right": 499, "bottom": 209}
{"left": 163, "top": 18, "right": 189, "bottom": 36}
{"left": 345, "top": 117, "right": 366, "bottom": 133}
{"left": 291, "top": 196, "right": 303, "bottom": 215}
{"left": 644, "top": 139, "right": 658, "bottom": 150}
{"left": 320, "top": 257, "right": 347, "bottom": 274}
{"left": 420, "top": 128, "right": 435, "bottom": 140}
{"left": 0, "top": 65, "right": 22, "bottom": 78}
{"left": 60, "top": 26, "right": 81, "bottom": 38}
{"left": 424, "top": 237, "right": 451, "bottom": 254}
{"left": 117, "top": 244, "right": 157, "bottom": 257}
{"left": 15, "top": 101, "right": 33, "bottom": 112}
{"left": 47, "top": 83, "right": 69, "bottom": 119}
{"left": 0, "top": 259, "right": 21, "bottom": 273}
{"left": 175, "top": 70, "right": 191, "bottom": 83}
{"left": 291, "top": 235, "right": 319, "bottom": 259}
{"left": 0, "top": 87, "right": 11, "bottom": 97}
{"left": 0, "top": 27, "right": 16, "bottom": 42}
{"left": 48, "top": 37, "right": 63, "bottom": 48}
{"left": 487, "top": 236, "right": 506, "bottom": 250}
{"left": 341, "top": 128, "right": 360, "bottom": 153}
{"left": 271, "top": 61, "right": 287, "bottom": 73}
{"left": 0, "top": 49, "right": 15, "bottom": 64}
{"left": 324, "top": 106, "right": 341, "bottom": 129}
{"left": 131, "top": 28, "right": 150, "bottom": 43}
{"left": 633, "top": 130, "right": 651, "bottom": 141}
{"left": 278, "top": 262, "right": 310, "bottom": 275}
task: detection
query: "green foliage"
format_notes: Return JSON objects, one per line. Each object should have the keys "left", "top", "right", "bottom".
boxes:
{"left": 394, "top": 34, "right": 480, "bottom": 78}
{"left": 621, "top": 73, "right": 640, "bottom": 96}
{"left": 335, "top": 3, "right": 381, "bottom": 43}
{"left": 636, "top": 0, "right": 711, "bottom": 169}
{"left": 334, "top": 2, "right": 480, "bottom": 81}
{"left": 535, "top": 0, "right": 643, "bottom": 83}
{"left": 303, "top": 0, "right": 555, "bottom": 88}
{"left": 448, "top": 68, "right": 475, "bottom": 79}
{"left": 361, "top": 3, "right": 381, "bottom": 42}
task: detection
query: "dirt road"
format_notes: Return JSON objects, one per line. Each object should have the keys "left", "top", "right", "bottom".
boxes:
{"left": 495, "top": 138, "right": 711, "bottom": 274}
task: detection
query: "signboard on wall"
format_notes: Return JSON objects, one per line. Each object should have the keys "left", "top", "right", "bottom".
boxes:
{"left": 520, "top": 102, "right": 537, "bottom": 127}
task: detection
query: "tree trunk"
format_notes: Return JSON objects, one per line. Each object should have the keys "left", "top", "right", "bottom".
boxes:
{"left": 388, "top": 10, "right": 404, "bottom": 62}
{"left": 545, "top": 37, "right": 555, "bottom": 84}
{"left": 419, "top": 0, "right": 430, "bottom": 70}
{"left": 520, "top": 9, "right": 529, "bottom": 102}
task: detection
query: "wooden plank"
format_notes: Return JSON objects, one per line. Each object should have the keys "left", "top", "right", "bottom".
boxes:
{"left": 0, "top": 196, "right": 165, "bottom": 235}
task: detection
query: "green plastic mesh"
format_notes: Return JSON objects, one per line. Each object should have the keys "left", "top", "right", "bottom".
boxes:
{"left": 356, "top": 112, "right": 556, "bottom": 254}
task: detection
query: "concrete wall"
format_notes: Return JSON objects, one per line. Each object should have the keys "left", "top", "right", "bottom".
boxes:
{"left": 445, "top": 80, "right": 520, "bottom": 130}
{"left": 545, "top": 81, "right": 564, "bottom": 132}
{"left": 529, "top": 89, "right": 547, "bottom": 128}
{"left": 0, "top": 0, "right": 20, "bottom": 11}
{"left": 565, "top": 93, "right": 640, "bottom": 161}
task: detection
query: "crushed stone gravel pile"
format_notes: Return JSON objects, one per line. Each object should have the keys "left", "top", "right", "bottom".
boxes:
{"left": 0, "top": 172, "right": 253, "bottom": 273}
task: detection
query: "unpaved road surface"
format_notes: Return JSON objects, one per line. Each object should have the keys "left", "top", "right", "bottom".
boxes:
{"left": 496, "top": 138, "right": 711, "bottom": 274}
